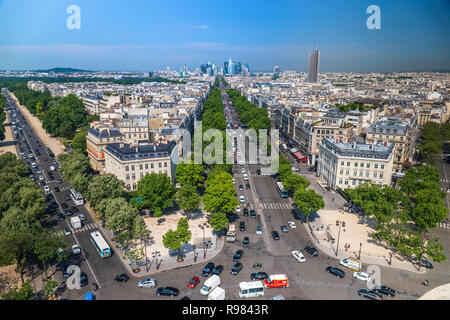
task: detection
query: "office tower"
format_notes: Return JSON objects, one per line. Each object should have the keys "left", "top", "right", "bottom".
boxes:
{"left": 224, "top": 62, "right": 229, "bottom": 74}
{"left": 235, "top": 62, "right": 242, "bottom": 74}
{"left": 308, "top": 50, "right": 320, "bottom": 83}
{"left": 274, "top": 65, "right": 280, "bottom": 76}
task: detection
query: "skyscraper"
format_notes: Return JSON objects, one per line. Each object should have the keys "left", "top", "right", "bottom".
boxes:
{"left": 308, "top": 50, "right": 320, "bottom": 83}
{"left": 274, "top": 65, "right": 280, "bottom": 76}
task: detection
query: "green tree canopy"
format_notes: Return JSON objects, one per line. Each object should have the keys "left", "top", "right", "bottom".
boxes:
{"left": 137, "top": 173, "right": 176, "bottom": 215}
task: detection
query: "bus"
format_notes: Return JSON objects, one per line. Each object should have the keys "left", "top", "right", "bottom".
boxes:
{"left": 70, "top": 188, "right": 84, "bottom": 206}
{"left": 239, "top": 281, "right": 264, "bottom": 298}
{"left": 90, "top": 231, "right": 112, "bottom": 258}
{"left": 276, "top": 181, "right": 289, "bottom": 198}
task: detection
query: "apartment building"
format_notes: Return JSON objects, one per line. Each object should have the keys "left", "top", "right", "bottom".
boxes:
{"left": 86, "top": 121, "right": 124, "bottom": 173}
{"left": 318, "top": 137, "right": 394, "bottom": 190}
{"left": 366, "top": 118, "right": 411, "bottom": 173}
{"left": 104, "top": 141, "right": 176, "bottom": 191}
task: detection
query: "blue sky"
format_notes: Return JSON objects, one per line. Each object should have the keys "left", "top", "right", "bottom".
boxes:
{"left": 0, "top": 0, "right": 449, "bottom": 72}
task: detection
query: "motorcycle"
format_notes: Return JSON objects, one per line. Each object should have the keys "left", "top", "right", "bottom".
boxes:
{"left": 252, "top": 263, "right": 262, "bottom": 269}
{"left": 422, "top": 280, "right": 429, "bottom": 286}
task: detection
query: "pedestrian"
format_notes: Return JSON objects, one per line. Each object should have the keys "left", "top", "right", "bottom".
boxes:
{"left": 348, "top": 244, "right": 350, "bottom": 250}
{"left": 332, "top": 197, "right": 334, "bottom": 202}
{"left": 321, "top": 225, "right": 324, "bottom": 230}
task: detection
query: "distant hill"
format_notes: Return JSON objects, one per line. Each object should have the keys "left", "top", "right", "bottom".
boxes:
{"left": 33, "top": 68, "right": 92, "bottom": 73}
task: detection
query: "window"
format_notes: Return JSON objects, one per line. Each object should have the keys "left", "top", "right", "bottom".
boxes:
{"left": 132, "top": 183, "right": 136, "bottom": 190}
{"left": 127, "top": 184, "right": 130, "bottom": 191}
{"left": 164, "top": 162, "right": 168, "bottom": 168}
{"left": 145, "top": 163, "right": 148, "bottom": 169}
{"left": 131, "top": 165, "right": 135, "bottom": 171}
{"left": 140, "top": 173, "right": 144, "bottom": 178}
{"left": 353, "top": 170, "right": 357, "bottom": 176}
{"left": 345, "top": 180, "right": 348, "bottom": 185}
{"left": 381, "top": 164, "right": 384, "bottom": 169}
{"left": 126, "top": 166, "right": 129, "bottom": 171}
{"left": 359, "top": 170, "right": 363, "bottom": 177}
{"left": 159, "top": 162, "right": 162, "bottom": 168}
{"left": 360, "top": 163, "right": 364, "bottom": 167}
{"left": 352, "top": 180, "right": 356, "bottom": 186}
{"left": 346, "top": 170, "right": 349, "bottom": 175}
{"left": 366, "top": 163, "right": 370, "bottom": 168}
{"left": 140, "top": 164, "right": 143, "bottom": 170}
{"left": 374, "top": 164, "right": 378, "bottom": 169}
{"left": 373, "top": 172, "right": 377, "bottom": 178}
{"left": 380, "top": 173, "right": 384, "bottom": 178}
{"left": 355, "top": 163, "right": 358, "bottom": 167}
{"left": 366, "top": 171, "right": 369, "bottom": 177}
{"left": 341, "top": 161, "right": 344, "bottom": 166}
{"left": 126, "top": 174, "right": 130, "bottom": 180}
{"left": 347, "top": 162, "right": 350, "bottom": 166}
{"left": 340, "top": 169, "right": 344, "bottom": 175}
{"left": 151, "top": 163, "right": 154, "bottom": 169}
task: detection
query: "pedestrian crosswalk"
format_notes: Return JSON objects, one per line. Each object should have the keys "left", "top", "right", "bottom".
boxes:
{"left": 440, "top": 187, "right": 450, "bottom": 193}
{"left": 438, "top": 222, "right": 450, "bottom": 230}
{"left": 259, "top": 202, "right": 292, "bottom": 210}
{"left": 56, "top": 222, "right": 98, "bottom": 236}
{"left": 440, "top": 179, "right": 450, "bottom": 183}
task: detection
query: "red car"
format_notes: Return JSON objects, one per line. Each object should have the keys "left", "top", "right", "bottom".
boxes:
{"left": 187, "top": 276, "right": 200, "bottom": 288}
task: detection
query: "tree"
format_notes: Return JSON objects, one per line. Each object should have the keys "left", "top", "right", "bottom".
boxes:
{"left": 176, "top": 218, "right": 192, "bottom": 261}
{"left": 137, "top": 173, "right": 176, "bottom": 216}
{"left": 2, "top": 280, "right": 34, "bottom": 300}
{"left": 43, "top": 279, "right": 58, "bottom": 299}
{"left": 162, "top": 229, "right": 182, "bottom": 257}
{"left": 175, "top": 162, "right": 205, "bottom": 189}
{"left": 86, "top": 173, "right": 125, "bottom": 209}
{"left": 34, "top": 231, "right": 67, "bottom": 278}
{"left": 132, "top": 216, "right": 151, "bottom": 271}
{"left": 58, "top": 150, "right": 90, "bottom": 181}
{"left": 104, "top": 198, "right": 139, "bottom": 246}
{"left": 283, "top": 173, "right": 310, "bottom": 193}
{"left": 412, "top": 189, "right": 447, "bottom": 231}
{"left": 177, "top": 184, "right": 201, "bottom": 220}
{"left": 203, "top": 172, "right": 238, "bottom": 215}
{"left": 71, "top": 127, "right": 88, "bottom": 153}
{"left": 293, "top": 188, "right": 325, "bottom": 223}
{"left": 209, "top": 212, "right": 229, "bottom": 233}
{"left": 71, "top": 172, "right": 90, "bottom": 196}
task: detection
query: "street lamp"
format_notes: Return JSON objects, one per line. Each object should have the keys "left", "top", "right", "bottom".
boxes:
{"left": 193, "top": 245, "right": 198, "bottom": 262}
{"left": 152, "top": 250, "right": 161, "bottom": 270}
{"left": 359, "top": 242, "right": 362, "bottom": 260}
{"left": 198, "top": 222, "right": 209, "bottom": 259}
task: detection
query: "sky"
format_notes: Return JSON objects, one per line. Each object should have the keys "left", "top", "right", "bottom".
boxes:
{"left": 0, "top": 0, "right": 449, "bottom": 72}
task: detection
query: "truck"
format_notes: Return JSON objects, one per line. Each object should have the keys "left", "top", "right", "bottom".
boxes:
{"left": 226, "top": 224, "right": 236, "bottom": 242}
{"left": 70, "top": 216, "right": 82, "bottom": 230}
{"left": 339, "top": 257, "right": 361, "bottom": 271}
{"left": 200, "top": 275, "right": 221, "bottom": 296}
{"left": 207, "top": 287, "right": 226, "bottom": 300}
{"left": 263, "top": 274, "right": 289, "bottom": 289}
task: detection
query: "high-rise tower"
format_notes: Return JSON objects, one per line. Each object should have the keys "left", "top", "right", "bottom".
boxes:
{"left": 308, "top": 50, "right": 320, "bottom": 83}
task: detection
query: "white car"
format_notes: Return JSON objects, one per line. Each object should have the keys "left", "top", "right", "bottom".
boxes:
{"left": 232, "top": 178, "right": 235, "bottom": 185}
{"left": 236, "top": 206, "right": 241, "bottom": 213}
{"left": 239, "top": 160, "right": 244, "bottom": 165}
{"left": 288, "top": 221, "right": 296, "bottom": 229}
{"left": 239, "top": 196, "right": 245, "bottom": 203}
{"left": 138, "top": 278, "right": 157, "bottom": 288}
{"left": 31, "top": 162, "right": 37, "bottom": 168}
{"left": 243, "top": 174, "right": 248, "bottom": 181}
{"left": 39, "top": 175, "right": 44, "bottom": 181}
{"left": 241, "top": 167, "right": 246, "bottom": 174}
{"left": 291, "top": 250, "right": 306, "bottom": 263}
{"left": 256, "top": 225, "right": 262, "bottom": 235}
{"left": 44, "top": 185, "right": 50, "bottom": 193}
{"left": 71, "top": 245, "right": 81, "bottom": 255}
{"left": 292, "top": 167, "right": 297, "bottom": 172}
{"left": 353, "top": 272, "right": 371, "bottom": 282}
{"left": 78, "top": 214, "right": 86, "bottom": 221}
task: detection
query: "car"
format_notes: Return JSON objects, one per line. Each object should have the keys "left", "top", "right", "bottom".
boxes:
{"left": 44, "top": 185, "right": 50, "bottom": 193}
{"left": 250, "top": 272, "right": 268, "bottom": 280}
{"left": 256, "top": 225, "right": 262, "bottom": 235}
{"left": 239, "top": 221, "right": 246, "bottom": 232}
{"left": 358, "top": 289, "right": 383, "bottom": 300}
{"left": 292, "top": 167, "right": 298, "bottom": 172}
{"left": 62, "top": 265, "right": 76, "bottom": 278}
{"left": 61, "top": 202, "right": 68, "bottom": 209}
{"left": 326, "top": 267, "right": 345, "bottom": 278}
{"left": 280, "top": 225, "right": 289, "bottom": 233}
{"left": 250, "top": 210, "right": 256, "bottom": 218}
{"left": 72, "top": 245, "right": 81, "bottom": 255}
{"left": 115, "top": 273, "right": 130, "bottom": 282}
{"left": 50, "top": 201, "right": 58, "bottom": 209}
{"left": 156, "top": 287, "right": 179, "bottom": 297}
{"left": 239, "top": 160, "right": 244, "bottom": 165}
{"left": 39, "top": 175, "right": 44, "bottom": 181}
{"left": 256, "top": 169, "right": 261, "bottom": 175}
{"left": 212, "top": 265, "right": 224, "bottom": 276}
{"left": 353, "top": 272, "right": 371, "bottom": 282}
{"left": 239, "top": 184, "right": 244, "bottom": 191}
{"left": 80, "top": 272, "right": 88, "bottom": 287}
{"left": 243, "top": 174, "right": 248, "bottom": 181}
{"left": 31, "top": 162, "right": 37, "bottom": 168}
{"left": 373, "top": 285, "right": 396, "bottom": 297}
{"left": 241, "top": 168, "right": 246, "bottom": 174}
{"left": 64, "top": 194, "right": 71, "bottom": 201}
{"left": 239, "top": 195, "right": 245, "bottom": 203}
{"left": 71, "top": 207, "right": 79, "bottom": 213}
{"left": 232, "top": 178, "right": 235, "bottom": 185}
{"left": 235, "top": 206, "right": 241, "bottom": 213}
{"left": 58, "top": 213, "right": 65, "bottom": 221}
{"left": 288, "top": 221, "right": 296, "bottom": 229}
{"left": 243, "top": 208, "right": 249, "bottom": 216}
{"left": 180, "top": 296, "right": 191, "bottom": 300}
{"left": 187, "top": 276, "right": 200, "bottom": 288}
{"left": 64, "top": 208, "right": 73, "bottom": 216}
{"left": 304, "top": 246, "right": 319, "bottom": 256}
{"left": 57, "top": 248, "right": 65, "bottom": 260}
{"left": 56, "top": 179, "right": 63, "bottom": 184}
{"left": 245, "top": 183, "right": 250, "bottom": 189}
{"left": 230, "top": 263, "right": 243, "bottom": 275}
{"left": 233, "top": 250, "right": 243, "bottom": 262}
{"left": 242, "top": 237, "right": 249, "bottom": 247}
{"left": 291, "top": 250, "right": 306, "bottom": 262}
{"left": 64, "top": 228, "right": 72, "bottom": 236}
{"left": 202, "top": 262, "right": 215, "bottom": 277}
{"left": 271, "top": 231, "right": 280, "bottom": 240}
{"left": 45, "top": 193, "right": 54, "bottom": 201}
{"left": 138, "top": 278, "right": 157, "bottom": 288}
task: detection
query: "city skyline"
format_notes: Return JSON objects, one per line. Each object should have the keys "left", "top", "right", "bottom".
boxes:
{"left": 0, "top": 0, "right": 449, "bottom": 72}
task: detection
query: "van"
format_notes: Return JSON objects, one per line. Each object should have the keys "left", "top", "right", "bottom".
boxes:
{"left": 207, "top": 287, "right": 226, "bottom": 300}
{"left": 339, "top": 257, "right": 361, "bottom": 271}
{"left": 263, "top": 274, "right": 289, "bottom": 288}
{"left": 200, "top": 275, "right": 221, "bottom": 296}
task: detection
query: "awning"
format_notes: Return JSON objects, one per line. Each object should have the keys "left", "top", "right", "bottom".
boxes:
{"left": 290, "top": 148, "right": 298, "bottom": 154}
{"left": 294, "top": 152, "right": 305, "bottom": 160}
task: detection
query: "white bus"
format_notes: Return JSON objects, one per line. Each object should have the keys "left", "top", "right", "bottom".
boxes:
{"left": 70, "top": 188, "right": 84, "bottom": 206}
{"left": 276, "top": 181, "right": 289, "bottom": 198}
{"left": 90, "top": 231, "right": 112, "bottom": 258}
{"left": 239, "top": 281, "right": 264, "bottom": 298}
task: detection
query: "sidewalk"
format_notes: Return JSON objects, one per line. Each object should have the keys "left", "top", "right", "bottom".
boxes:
{"left": 8, "top": 91, "right": 65, "bottom": 157}
{"left": 0, "top": 110, "right": 18, "bottom": 157}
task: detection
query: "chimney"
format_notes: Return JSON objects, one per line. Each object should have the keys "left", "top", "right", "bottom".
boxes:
{"left": 384, "top": 141, "right": 387, "bottom": 146}
{"left": 335, "top": 138, "right": 339, "bottom": 143}
{"left": 119, "top": 142, "right": 124, "bottom": 148}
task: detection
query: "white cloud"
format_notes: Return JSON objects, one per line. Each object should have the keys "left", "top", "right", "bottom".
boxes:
{"left": 187, "top": 25, "right": 208, "bottom": 30}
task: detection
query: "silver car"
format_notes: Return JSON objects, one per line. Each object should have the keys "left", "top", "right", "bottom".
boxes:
{"left": 138, "top": 278, "right": 157, "bottom": 288}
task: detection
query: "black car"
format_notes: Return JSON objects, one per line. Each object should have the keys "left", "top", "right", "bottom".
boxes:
{"left": 232, "top": 250, "right": 243, "bottom": 262}
{"left": 250, "top": 210, "right": 256, "bottom": 218}
{"left": 64, "top": 194, "right": 71, "bottom": 201}
{"left": 239, "top": 221, "right": 245, "bottom": 232}
{"left": 280, "top": 225, "right": 288, "bottom": 233}
{"left": 58, "top": 213, "right": 65, "bottom": 221}
{"left": 230, "top": 263, "right": 243, "bottom": 275}
{"left": 239, "top": 184, "right": 244, "bottom": 191}
{"left": 245, "top": 183, "right": 250, "bottom": 189}
{"left": 50, "top": 201, "right": 58, "bottom": 209}
{"left": 358, "top": 289, "right": 383, "bottom": 300}
{"left": 304, "top": 246, "right": 319, "bottom": 256}
{"left": 46, "top": 193, "right": 54, "bottom": 201}
{"left": 71, "top": 206, "right": 79, "bottom": 213}
{"left": 250, "top": 272, "right": 268, "bottom": 280}
{"left": 80, "top": 272, "right": 88, "bottom": 287}
{"left": 242, "top": 237, "right": 249, "bottom": 247}
{"left": 271, "top": 231, "right": 280, "bottom": 240}
{"left": 64, "top": 208, "right": 73, "bottom": 216}
{"left": 180, "top": 296, "right": 191, "bottom": 300}
{"left": 373, "top": 285, "right": 395, "bottom": 297}
{"left": 54, "top": 187, "right": 60, "bottom": 192}
{"left": 56, "top": 179, "right": 63, "bottom": 184}
{"left": 156, "top": 287, "right": 179, "bottom": 297}
{"left": 212, "top": 265, "right": 224, "bottom": 275}
{"left": 61, "top": 202, "right": 68, "bottom": 209}
{"left": 256, "top": 169, "right": 261, "bottom": 175}
{"left": 202, "top": 262, "right": 215, "bottom": 277}
{"left": 326, "top": 267, "right": 345, "bottom": 278}
{"left": 115, "top": 273, "right": 129, "bottom": 282}
{"left": 243, "top": 208, "right": 249, "bottom": 216}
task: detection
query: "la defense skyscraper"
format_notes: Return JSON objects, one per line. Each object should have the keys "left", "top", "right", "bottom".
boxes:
{"left": 308, "top": 50, "right": 320, "bottom": 83}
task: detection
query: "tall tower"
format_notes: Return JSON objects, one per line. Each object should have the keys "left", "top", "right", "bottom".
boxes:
{"left": 308, "top": 50, "right": 320, "bottom": 83}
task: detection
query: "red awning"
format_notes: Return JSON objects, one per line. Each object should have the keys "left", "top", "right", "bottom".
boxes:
{"left": 294, "top": 152, "right": 305, "bottom": 160}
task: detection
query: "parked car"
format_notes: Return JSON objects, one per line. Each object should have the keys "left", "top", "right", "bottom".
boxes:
{"left": 232, "top": 250, "right": 243, "bottom": 262}
{"left": 43, "top": 185, "right": 50, "bottom": 193}
{"left": 250, "top": 210, "right": 256, "bottom": 218}
{"left": 58, "top": 213, "right": 65, "bottom": 221}
{"left": 239, "top": 195, "right": 245, "bottom": 203}
{"left": 243, "top": 208, "right": 249, "bottom": 216}
{"left": 202, "top": 262, "right": 215, "bottom": 277}
{"left": 78, "top": 214, "right": 86, "bottom": 221}
{"left": 271, "top": 231, "right": 280, "bottom": 240}
{"left": 54, "top": 186, "right": 60, "bottom": 192}
{"left": 242, "top": 237, "right": 249, "bottom": 248}
{"left": 250, "top": 272, "right": 268, "bottom": 280}
{"left": 212, "top": 265, "right": 224, "bottom": 276}
{"left": 235, "top": 206, "right": 241, "bottom": 213}
{"left": 156, "top": 287, "right": 179, "bottom": 297}
{"left": 137, "top": 278, "right": 157, "bottom": 288}
{"left": 256, "top": 225, "right": 262, "bottom": 235}
{"left": 64, "top": 228, "right": 72, "bottom": 236}
{"left": 80, "top": 272, "right": 88, "bottom": 287}
{"left": 115, "top": 273, "right": 129, "bottom": 282}
{"left": 326, "top": 267, "right": 345, "bottom": 278}
{"left": 358, "top": 289, "right": 383, "bottom": 300}
{"left": 280, "top": 225, "right": 289, "bottom": 233}
{"left": 71, "top": 245, "right": 81, "bottom": 255}
{"left": 239, "top": 221, "right": 246, "bottom": 232}
{"left": 288, "top": 221, "right": 296, "bottom": 229}
{"left": 187, "top": 276, "right": 200, "bottom": 288}
{"left": 291, "top": 250, "right": 306, "bottom": 263}
{"left": 243, "top": 174, "right": 248, "bottom": 180}
{"left": 353, "top": 271, "right": 371, "bottom": 282}
{"left": 373, "top": 285, "right": 396, "bottom": 297}
{"left": 241, "top": 167, "right": 246, "bottom": 173}
{"left": 71, "top": 207, "right": 79, "bottom": 213}
{"left": 61, "top": 202, "right": 68, "bottom": 209}
{"left": 304, "top": 246, "right": 319, "bottom": 256}
{"left": 239, "top": 184, "right": 244, "bottom": 191}
{"left": 64, "top": 208, "right": 73, "bottom": 216}
{"left": 230, "top": 263, "right": 243, "bottom": 275}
